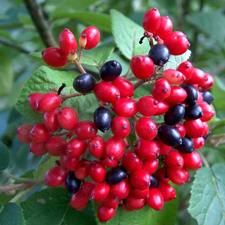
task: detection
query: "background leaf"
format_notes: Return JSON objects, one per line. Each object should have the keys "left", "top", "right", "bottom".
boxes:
{"left": 0, "top": 202, "right": 26, "bottom": 225}
{"left": 21, "top": 187, "right": 96, "bottom": 225}
{"left": 188, "top": 163, "right": 225, "bottom": 225}
{"left": 0, "top": 142, "right": 10, "bottom": 171}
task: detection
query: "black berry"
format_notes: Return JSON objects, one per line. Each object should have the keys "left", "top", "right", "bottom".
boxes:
{"left": 164, "top": 104, "right": 185, "bottom": 125}
{"left": 105, "top": 166, "right": 127, "bottom": 185}
{"left": 176, "top": 136, "right": 194, "bottom": 153}
{"left": 100, "top": 60, "right": 122, "bottom": 81}
{"left": 150, "top": 174, "right": 159, "bottom": 189}
{"left": 202, "top": 91, "right": 214, "bottom": 105}
{"left": 182, "top": 83, "right": 198, "bottom": 106}
{"left": 94, "top": 107, "right": 112, "bottom": 132}
{"left": 73, "top": 73, "right": 95, "bottom": 93}
{"left": 185, "top": 104, "right": 204, "bottom": 120}
{"left": 65, "top": 171, "right": 81, "bottom": 194}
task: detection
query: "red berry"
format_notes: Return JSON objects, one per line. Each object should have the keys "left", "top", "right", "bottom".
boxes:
{"left": 74, "top": 159, "right": 91, "bottom": 180}
{"left": 158, "top": 181, "right": 176, "bottom": 201}
{"left": 59, "top": 154, "right": 79, "bottom": 171}
{"left": 152, "top": 78, "right": 171, "bottom": 101}
{"left": 187, "top": 68, "right": 207, "bottom": 85}
{"left": 112, "top": 98, "right": 137, "bottom": 117}
{"left": 164, "top": 150, "right": 184, "bottom": 169}
{"left": 90, "top": 182, "right": 110, "bottom": 202}
{"left": 129, "top": 169, "right": 150, "bottom": 190}
{"left": 102, "top": 194, "right": 119, "bottom": 209}
{"left": 182, "top": 151, "right": 202, "bottom": 170}
{"left": 75, "top": 120, "right": 98, "bottom": 140}
{"left": 66, "top": 137, "right": 87, "bottom": 158}
{"left": 88, "top": 135, "right": 105, "bottom": 158}
{"left": 44, "top": 166, "right": 67, "bottom": 187}
{"left": 59, "top": 28, "right": 78, "bottom": 55}
{"left": 125, "top": 194, "right": 145, "bottom": 210}
{"left": 112, "top": 77, "right": 134, "bottom": 97}
{"left": 101, "top": 156, "right": 119, "bottom": 168}
{"left": 199, "top": 73, "right": 214, "bottom": 91}
{"left": 158, "top": 139, "right": 171, "bottom": 155}
{"left": 70, "top": 189, "right": 89, "bottom": 210}
{"left": 193, "top": 137, "right": 205, "bottom": 149}
{"left": 184, "top": 119, "right": 205, "bottom": 138}
{"left": 29, "top": 123, "right": 50, "bottom": 143}
{"left": 89, "top": 161, "right": 106, "bottom": 183}
{"left": 155, "top": 166, "right": 169, "bottom": 182}
{"left": 165, "top": 86, "right": 187, "bottom": 105}
{"left": 173, "top": 123, "right": 186, "bottom": 139}
{"left": 43, "top": 109, "right": 60, "bottom": 132}
{"left": 162, "top": 69, "right": 185, "bottom": 84}
{"left": 130, "top": 55, "right": 154, "bottom": 79}
{"left": 146, "top": 188, "right": 164, "bottom": 210}
{"left": 167, "top": 167, "right": 190, "bottom": 185}
{"left": 143, "top": 8, "right": 161, "bottom": 33}
{"left": 97, "top": 204, "right": 116, "bottom": 222}
{"left": 154, "top": 16, "right": 173, "bottom": 40}
{"left": 154, "top": 100, "right": 170, "bottom": 115}
{"left": 142, "top": 159, "right": 159, "bottom": 175}
{"left": 177, "top": 61, "right": 193, "bottom": 81}
{"left": 28, "top": 93, "right": 43, "bottom": 112}
{"left": 111, "top": 116, "right": 131, "bottom": 139}
{"left": 17, "top": 124, "right": 33, "bottom": 143}
{"left": 81, "top": 181, "right": 97, "bottom": 197}
{"left": 122, "top": 151, "right": 143, "bottom": 172}
{"left": 198, "top": 102, "right": 215, "bottom": 122}
{"left": 135, "top": 117, "right": 157, "bottom": 140}
{"left": 57, "top": 107, "right": 78, "bottom": 130}
{"left": 129, "top": 187, "right": 149, "bottom": 199}
{"left": 79, "top": 26, "right": 100, "bottom": 50}
{"left": 29, "top": 142, "right": 48, "bottom": 156}
{"left": 45, "top": 136, "right": 67, "bottom": 156}
{"left": 137, "top": 96, "right": 158, "bottom": 116}
{"left": 110, "top": 179, "right": 131, "bottom": 199}
{"left": 42, "top": 47, "right": 68, "bottom": 67}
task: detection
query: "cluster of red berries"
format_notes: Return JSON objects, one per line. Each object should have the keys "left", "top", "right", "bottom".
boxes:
{"left": 17, "top": 7, "right": 215, "bottom": 223}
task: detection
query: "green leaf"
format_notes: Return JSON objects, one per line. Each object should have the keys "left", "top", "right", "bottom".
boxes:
{"left": 110, "top": 9, "right": 149, "bottom": 60}
{"left": 15, "top": 66, "right": 97, "bottom": 122}
{"left": 188, "top": 163, "right": 225, "bottom": 225}
{"left": 81, "top": 42, "right": 115, "bottom": 68}
{"left": 21, "top": 187, "right": 96, "bottom": 225}
{"left": 33, "top": 154, "right": 58, "bottom": 181}
{"left": 0, "top": 142, "right": 10, "bottom": 171}
{"left": 0, "top": 54, "right": 14, "bottom": 95}
{"left": 164, "top": 50, "right": 191, "bottom": 70}
{"left": 0, "top": 202, "right": 26, "bottom": 225}
{"left": 93, "top": 186, "right": 179, "bottom": 225}
{"left": 29, "top": 52, "right": 45, "bottom": 65}
{"left": 186, "top": 11, "right": 225, "bottom": 47}
{"left": 51, "top": 11, "right": 111, "bottom": 32}
{"left": 211, "top": 76, "right": 225, "bottom": 111}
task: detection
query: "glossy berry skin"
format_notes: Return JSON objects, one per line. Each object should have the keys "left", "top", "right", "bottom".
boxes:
{"left": 58, "top": 107, "right": 78, "bottom": 130}
{"left": 65, "top": 171, "right": 81, "bottom": 194}
{"left": 167, "top": 167, "right": 190, "bottom": 185}
{"left": 105, "top": 166, "right": 127, "bottom": 185}
{"left": 182, "top": 151, "right": 202, "bottom": 170}
{"left": 164, "top": 31, "right": 190, "bottom": 55}
{"left": 90, "top": 161, "right": 106, "bottom": 183}
{"left": 135, "top": 139, "right": 160, "bottom": 160}
{"left": 73, "top": 73, "right": 95, "bottom": 94}
{"left": 165, "top": 86, "right": 187, "bottom": 105}
{"left": 94, "top": 82, "right": 120, "bottom": 104}
{"left": 75, "top": 121, "right": 98, "bottom": 140}
{"left": 122, "top": 151, "right": 143, "bottom": 172}
{"left": 146, "top": 188, "right": 164, "bottom": 210}
{"left": 164, "top": 104, "right": 185, "bottom": 125}
{"left": 111, "top": 116, "right": 131, "bottom": 139}
{"left": 59, "top": 28, "right": 78, "bottom": 55}
{"left": 66, "top": 137, "right": 87, "bottom": 158}
{"left": 164, "top": 150, "right": 184, "bottom": 169}
{"left": 80, "top": 26, "right": 100, "bottom": 50}
{"left": 176, "top": 136, "right": 194, "bottom": 153}
{"left": 74, "top": 160, "right": 91, "bottom": 180}
{"left": 154, "top": 101, "right": 170, "bottom": 115}
{"left": 112, "top": 77, "right": 134, "bottom": 98}
{"left": 125, "top": 195, "right": 145, "bottom": 210}
{"left": 130, "top": 169, "right": 150, "bottom": 190}
{"left": 143, "top": 8, "right": 161, "bottom": 32}
{"left": 42, "top": 47, "right": 68, "bottom": 67}
{"left": 182, "top": 83, "right": 198, "bottom": 106}
{"left": 199, "top": 73, "right": 214, "bottom": 91}
{"left": 135, "top": 117, "right": 157, "bottom": 140}
{"left": 154, "top": 16, "right": 173, "bottom": 40}
{"left": 184, "top": 119, "right": 205, "bottom": 138}
{"left": 59, "top": 154, "right": 79, "bottom": 171}
{"left": 152, "top": 78, "right": 171, "bottom": 101}
{"left": 177, "top": 61, "right": 193, "bottom": 81}
{"left": 44, "top": 109, "right": 60, "bottom": 132}
{"left": 142, "top": 159, "right": 159, "bottom": 175}
{"left": 138, "top": 96, "right": 158, "bottom": 116}
{"left": 100, "top": 60, "right": 122, "bottom": 81}
{"left": 185, "top": 104, "right": 204, "bottom": 120}
{"left": 97, "top": 204, "right": 116, "bottom": 222}
{"left": 71, "top": 189, "right": 89, "bottom": 210}
{"left": 28, "top": 93, "right": 43, "bottom": 112}
{"left": 29, "top": 123, "right": 50, "bottom": 143}
{"left": 36, "top": 93, "right": 61, "bottom": 113}
{"left": 29, "top": 142, "right": 48, "bottom": 156}
{"left": 90, "top": 182, "right": 110, "bottom": 202}
{"left": 158, "top": 125, "right": 182, "bottom": 146}
{"left": 17, "top": 124, "right": 33, "bottom": 143}
{"left": 94, "top": 107, "right": 112, "bottom": 132}
{"left": 101, "top": 157, "right": 119, "bottom": 168}
{"left": 81, "top": 181, "right": 97, "bottom": 197}
{"left": 110, "top": 179, "right": 131, "bottom": 199}
{"left": 193, "top": 137, "right": 205, "bottom": 149}
{"left": 102, "top": 194, "right": 119, "bottom": 209}
{"left": 88, "top": 135, "right": 105, "bottom": 158}
{"left": 155, "top": 166, "right": 169, "bottom": 183}
{"left": 105, "top": 136, "right": 125, "bottom": 160}
{"left": 130, "top": 187, "right": 149, "bottom": 199}
{"left": 45, "top": 136, "right": 67, "bottom": 156}
{"left": 112, "top": 98, "right": 137, "bottom": 117}
{"left": 44, "top": 166, "right": 67, "bottom": 187}
{"left": 202, "top": 91, "right": 214, "bottom": 105}
{"left": 198, "top": 102, "right": 215, "bottom": 122}
{"left": 148, "top": 44, "right": 170, "bottom": 66}
{"left": 187, "top": 68, "right": 207, "bottom": 85}
{"left": 162, "top": 69, "right": 186, "bottom": 84}
{"left": 158, "top": 139, "right": 171, "bottom": 155}
{"left": 158, "top": 181, "right": 176, "bottom": 201}
{"left": 130, "top": 55, "right": 155, "bottom": 79}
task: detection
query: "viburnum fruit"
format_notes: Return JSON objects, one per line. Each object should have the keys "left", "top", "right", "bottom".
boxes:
{"left": 100, "top": 60, "right": 122, "bottom": 81}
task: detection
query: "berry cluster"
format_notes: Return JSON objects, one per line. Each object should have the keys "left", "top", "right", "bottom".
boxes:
{"left": 17, "top": 7, "right": 215, "bottom": 223}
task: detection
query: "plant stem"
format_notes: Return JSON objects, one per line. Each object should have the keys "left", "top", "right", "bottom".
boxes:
{"left": 198, "top": 151, "right": 210, "bottom": 168}
{"left": 74, "top": 59, "right": 87, "bottom": 74}
{"left": 2, "top": 171, "right": 36, "bottom": 183}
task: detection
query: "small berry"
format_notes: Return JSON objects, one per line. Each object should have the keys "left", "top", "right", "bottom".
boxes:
{"left": 100, "top": 60, "right": 122, "bottom": 81}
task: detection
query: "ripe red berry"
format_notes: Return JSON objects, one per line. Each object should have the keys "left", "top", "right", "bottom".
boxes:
{"left": 165, "top": 86, "right": 187, "bottom": 105}
{"left": 182, "top": 151, "right": 202, "bottom": 170}
{"left": 199, "top": 73, "right": 214, "bottom": 91}
{"left": 66, "top": 137, "right": 87, "bottom": 158}
{"left": 112, "top": 77, "right": 134, "bottom": 97}
{"left": 167, "top": 167, "right": 190, "bottom": 185}
{"left": 81, "top": 181, "right": 97, "bottom": 197}
{"left": 177, "top": 61, "right": 193, "bottom": 81}
{"left": 28, "top": 93, "right": 43, "bottom": 112}
{"left": 129, "top": 187, "right": 149, "bottom": 199}
{"left": 43, "top": 109, "right": 60, "bottom": 132}
{"left": 89, "top": 161, "right": 106, "bottom": 183}
{"left": 79, "top": 26, "right": 100, "bottom": 50}
{"left": 130, "top": 169, "right": 150, "bottom": 190}
{"left": 198, "top": 102, "right": 215, "bottom": 122}
{"left": 164, "top": 150, "right": 184, "bottom": 169}
{"left": 42, "top": 47, "right": 68, "bottom": 67}
{"left": 173, "top": 123, "right": 186, "bottom": 139}
{"left": 154, "top": 16, "right": 173, "bottom": 40}
{"left": 146, "top": 188, "right": 164, "bottom": 210}
{"left": 88, "top": 135, "right": 105, "bottom": 158}
{"left": 187, "top": 68, "right": 207, "bottom": 85}
{"left": 44, "top": 166, "right": 67, "bottom": 187}
{"left": 59, "top": 28, "right": 78, "bottom": 55}
{"left": 111, "top": 116, "right": 131, "bottom": 139}
{"left": 137, "top": 96, "right": 158, "bottom": 116}
{"left": 142, "top": 159, "right": 159, "bottom": 175}
{"left": 122, "top": 151, "right": 143, "bottom": 172}
{"left": 135, "top": 117, "right": 157, "bottom": 140}
{"left": 74, "top": 159, "right": 91, "bottom": 180}
{"left": 193, "top": 137, "right": 205, "bottom": 149}
{"left": 17, "top": 124, "right": 33, "bottom": 143}
{"left": 45, "top": 136, "right": 67, "bottom": 156}
{"left": 70, "top": 189, "right": 89, "bottom": 210}
{"left": 143, "top": 8, "right": 161, "bottom": 33}
{"left": 184, "top": 119, "right": 205, "bottom": 138}
{"left": 59, "top": 154, "right": 79, "bottom": 171}
{"left": 97, "top": 204, "right": 116, "bottom": 222}
{"left": 162, "top": 69, "right": 186, "bottom": 84}
{"left": 29, "top": 142, "right": 48, "bottom": 156}
{"left": 125, "top": 194, "right": 145, "bottom": 210}
{"left": 102, "top": 194, "right": 119, "bottom": 209}
{"left": 57, "top": 107, "right": 78, "bottom": 130}
{"left": 29, "top": 123, "right": 50, "bottom": 143}
{"left": 154, "top": 100, "right": 170, "bottom": 115}
{"left": 158, "top": 181, "right": 176, "bottom": 201}
{"left": 130, "top": 55, "right": 155, "bottom": 79}
{"left": 152, "top": 78, "right": 171, "bottom": 101}
{"left": 110, "top": 179, "right": 131, "bottom": 199}
{"left": 90, "top": 182, "right": 110, "bottom": 202}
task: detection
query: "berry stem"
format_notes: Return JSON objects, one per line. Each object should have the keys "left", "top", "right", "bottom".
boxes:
{"left": 133, "top": 79, "right": 146, "bottom": 90}
{"left": 78, "top": 48, "right": 84, "bottom": 64}
{"left": 2, "top": 171, "right": 36, "bottom": 183}
{"left": 51, "top": 131, "right": 69, "bottom": 136}
{"left": 61, "top": 92, "right": 85, "bottom": 102}
{"left": 74, "top": 59, "right": 87, "bottom": 74}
